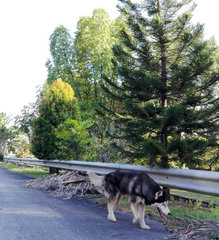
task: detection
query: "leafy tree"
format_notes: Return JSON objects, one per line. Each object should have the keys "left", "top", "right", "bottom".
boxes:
{"left": 15, "top": 86, "right": 42, "bottom": 138}
{"left": 74, "top": 9, "right": 125, "bottom": 105}
{"left": 55, "top": 118, "right": 92, "bottom": 160}
{"left": 13, "top": 134, "right": 33, "bottom": 158}
{"left": 72, "top": 9, "right": 129, "bottom": 162}
{"left": 102, "top": 0, "right": 219, "bottom": 168}
{"left": 45, "top": 26, "right": 79, "bottom": 95}
{"left": 0, "top": 113, "right": 17, "bottom": 156}
{"left": 89, "top": 120, "right": 122, "bottom": 163}
{"left": 41, "top": 11, "right": 128, "bottom": 162}
{"left": 31, "top": 79, "right": 78, "bottom": 159}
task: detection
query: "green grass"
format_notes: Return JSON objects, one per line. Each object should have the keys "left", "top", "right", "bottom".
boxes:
{"left": 0, "top": 161, "right": 50, "bottom": 178}
{"left": 92, "top": 196, "right": 219, "bottom": 221}
{"left": 171, "top": 189, "right": 219, "bottom": 205}
{"left": 168, "top": 200, "right": 219, "bottom": 220}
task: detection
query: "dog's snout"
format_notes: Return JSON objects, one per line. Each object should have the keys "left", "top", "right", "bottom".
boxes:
{"left": 168, "top": 212, "right": 171, "bottom": 216}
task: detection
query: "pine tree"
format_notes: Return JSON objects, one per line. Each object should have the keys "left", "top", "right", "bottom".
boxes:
{"left": 102, "top": 0, "right": 219, "bottom": 168}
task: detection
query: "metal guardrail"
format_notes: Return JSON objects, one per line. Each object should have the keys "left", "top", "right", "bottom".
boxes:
{"left": 3, "top": 157, "right": 219, "bottom": 197}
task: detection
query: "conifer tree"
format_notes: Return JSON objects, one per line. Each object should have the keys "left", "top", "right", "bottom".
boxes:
{"left": 102, "top": 0, "right": 219, "bottom": 167}
{"left": 31, "top": 79, "right": 78, "bottom": 160}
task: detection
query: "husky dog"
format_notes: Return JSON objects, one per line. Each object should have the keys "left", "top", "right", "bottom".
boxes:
{"left": 88, "top": 170, "right": 171, "bottom": 230}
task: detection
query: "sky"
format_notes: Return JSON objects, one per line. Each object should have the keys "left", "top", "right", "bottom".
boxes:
{"left": 0, "top": 0, "right": 218, "bottom": 118}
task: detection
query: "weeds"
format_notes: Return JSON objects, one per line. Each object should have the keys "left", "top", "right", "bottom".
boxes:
{"left": 0, "top": 161, "right": 50, "bottom": 178}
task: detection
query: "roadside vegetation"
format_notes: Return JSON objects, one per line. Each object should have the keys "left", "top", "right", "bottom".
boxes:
{"left": 92, "top": 196, "right": 219, "bottom": 221}
{"left": 0, "top": 161, "right": 50, "bottom": 179}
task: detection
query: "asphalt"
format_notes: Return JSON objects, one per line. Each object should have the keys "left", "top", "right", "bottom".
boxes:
{"left": 0, "top": 167, "right": 170, "bottom": 240}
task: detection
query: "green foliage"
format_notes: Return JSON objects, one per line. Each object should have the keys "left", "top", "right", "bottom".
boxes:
{"left": 101, "top": 0, "right": 219, "bottom": 167}
{"left": 46, "top": 25, "right": 75, "bottom": 86}
{"left": 17, "top": 5, "right": 217, "bottom": 169}
{"left": 31, "top": 79, "right": 78, "bottom": 159}
{"left": 88, "top": 120, "right": 123, "bottom": 163}
{"left": 74, "top": 9, "right": 125, "bottom": 105}
{"left": 55, "top": 118, "right": 92, "bottom": 160}
{"left": 14, "top": 134, "right": 32, "bottom": 158}
{"left": 15, "top": 86, "right": 42, "bottom": 138}
{"left": 0, "top": 113, "right": 17, "bottom": 156}
{"left": 0, "top": 161, "right": 50, "bottom": 178}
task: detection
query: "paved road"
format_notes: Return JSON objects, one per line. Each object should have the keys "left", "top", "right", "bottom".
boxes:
{"left": 0, "top": 167, "right": 170, "bottom": 240}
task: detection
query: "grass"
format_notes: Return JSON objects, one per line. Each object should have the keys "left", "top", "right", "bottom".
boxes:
{"left": 0, "top": 161, "right": 50, "bottom": 178}
{"left": 91, "top": 196, "right": 219, "bottom": 221}
{"left": 171, "top": 189, "right": 219, "bottom": 206}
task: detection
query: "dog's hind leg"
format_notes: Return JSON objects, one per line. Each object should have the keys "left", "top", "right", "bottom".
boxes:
{"left": 129, "top": 202, "right": 139, "bottom": 224}
{"left": 113, "top": 194, "right": 122, "bottom": 209}
{"left": 107, "top": 194, "right": 121, "bottom": 222}
{"left": 138, "top": 203, "right": 150, "bottom": 230}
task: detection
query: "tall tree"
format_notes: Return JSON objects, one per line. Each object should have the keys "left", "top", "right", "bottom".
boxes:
{"left": 102, "top": 0, "right": 219, "bottom": 168}
{"left": 31, "top": 79, "right": 78, "bottom": 160}
{"left": 45, "top": 26, "right": 80, "bottom": 94}
{"left": 74, "top": 9, "right": 125, "bottom": 105}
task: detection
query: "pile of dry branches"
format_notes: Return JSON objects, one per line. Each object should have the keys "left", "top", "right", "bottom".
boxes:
{"left": 165, "top": 218, "right": 219, "bottom": 240}
{"left": 25, "top": 171, "right": 103, "bottom": 199}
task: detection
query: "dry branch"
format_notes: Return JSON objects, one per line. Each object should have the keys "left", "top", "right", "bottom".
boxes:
{"left": 165, "top": 219, "right": 219, "bottom": 240}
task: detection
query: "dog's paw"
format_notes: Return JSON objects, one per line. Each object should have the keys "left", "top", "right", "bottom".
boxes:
{"left": 108, "top": 215, "right": 117, "bottom": 222}
{"left": 132, "top": 217, "right": 138, "bottom": 224}
{"left": 140, "top": 224, "right": 150, "bottom": 230}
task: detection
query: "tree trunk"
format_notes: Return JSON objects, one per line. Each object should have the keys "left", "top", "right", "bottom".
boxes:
{"left": 160, "top": 47, "right": 168, "bottom": 167}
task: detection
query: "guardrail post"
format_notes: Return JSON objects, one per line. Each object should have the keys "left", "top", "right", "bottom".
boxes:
{"left": 23, "top": 163, "right": 27, "bottom": 168}
{"left": 49, "top": 167, "right": 59, "bottom": 174}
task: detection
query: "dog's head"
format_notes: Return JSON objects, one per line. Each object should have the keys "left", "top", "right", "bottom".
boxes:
{"left": 151, "top": 187, "right": 171, "bottom": 221}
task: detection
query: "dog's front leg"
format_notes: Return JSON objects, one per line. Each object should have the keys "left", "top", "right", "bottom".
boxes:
{"left": 138, "top": 203, "right": 150, "bottom": 230}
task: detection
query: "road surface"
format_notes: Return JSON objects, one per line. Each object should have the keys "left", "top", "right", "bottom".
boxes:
{"left": 0, "top": 167, "right": 170, "bottom": 240}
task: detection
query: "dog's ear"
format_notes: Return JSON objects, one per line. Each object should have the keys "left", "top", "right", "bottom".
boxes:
{"left": 163, "top": 187, "right": 170, "bottom": 194}
{"left": 155, "top": 190, "right": 163, "bottom": 200}
{"left": 162, "top": 187, "right": 170, "bottom": 200}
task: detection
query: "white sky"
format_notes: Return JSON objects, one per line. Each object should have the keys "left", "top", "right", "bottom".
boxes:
{"left": 0, "top": 0, "right": 218, "bottom": 118}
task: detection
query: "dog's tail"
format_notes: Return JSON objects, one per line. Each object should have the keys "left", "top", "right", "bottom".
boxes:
{"left": 87, "top": 171, "right": 104, "bottom": 186}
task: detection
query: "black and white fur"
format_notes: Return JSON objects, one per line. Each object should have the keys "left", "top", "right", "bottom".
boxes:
{"left": 88, "top": 170, "right": 170, "bottom": 229}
